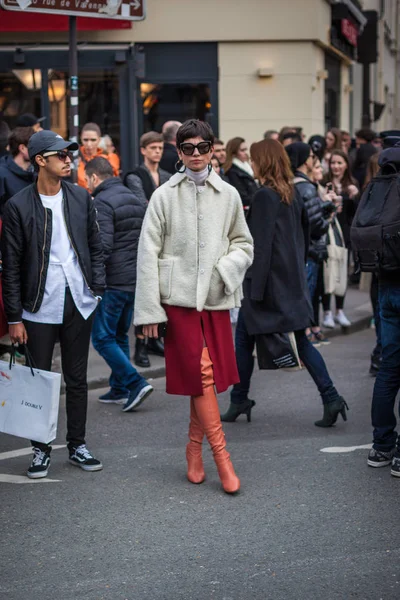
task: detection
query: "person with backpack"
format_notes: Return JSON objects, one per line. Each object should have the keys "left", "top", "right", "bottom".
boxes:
{"left": 125, "top": 132, "right": 171, "bottom": 368}
{"left": 351, "top": 143, "right": 400, "bottom": 476}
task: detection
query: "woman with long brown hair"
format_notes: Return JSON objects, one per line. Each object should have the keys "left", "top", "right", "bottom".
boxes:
{"left": 322, "top": 149, "right": 359, "bottom": 329}
{"left": 221, "top": 139, "right": 348, "bottom": 427}
{"left": 323, "top": 128, "right": 343, "bottom": 174}
{"left": 224, "top": 137, "right": 258, "bottom": 208}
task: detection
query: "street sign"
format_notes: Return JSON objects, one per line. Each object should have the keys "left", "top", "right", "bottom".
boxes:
{"left": 0, "top": 0, "right": 145, "bottom": 20}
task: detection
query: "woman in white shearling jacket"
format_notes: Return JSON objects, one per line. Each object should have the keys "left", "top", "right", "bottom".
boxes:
{"left": 134, "top": 120, "right": 253, "bottom": 495}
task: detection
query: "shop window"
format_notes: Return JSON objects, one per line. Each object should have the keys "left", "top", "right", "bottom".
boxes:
{"left": 140, "top": 83, "right": 211, "bottom": 132}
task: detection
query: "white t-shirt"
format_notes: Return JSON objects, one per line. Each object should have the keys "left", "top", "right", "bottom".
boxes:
{"left": 22, "top": 188, "right": 98, "bottom": 324}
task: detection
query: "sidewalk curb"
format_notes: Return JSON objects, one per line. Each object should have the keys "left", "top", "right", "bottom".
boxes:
{"left": 62, "top": 313, "right": 373, "bottom": 394}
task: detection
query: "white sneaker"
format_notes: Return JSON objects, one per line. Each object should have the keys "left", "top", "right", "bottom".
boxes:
{"left": 335, "top": 310, "right": 351, "bottom": 328}
{"left": 323, "top": 311, "right": 335, "bottom": 329}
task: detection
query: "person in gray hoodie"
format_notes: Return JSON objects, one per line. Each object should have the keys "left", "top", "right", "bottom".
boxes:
{"left": 0, "top": 127, "right": 35, "bottom": 215}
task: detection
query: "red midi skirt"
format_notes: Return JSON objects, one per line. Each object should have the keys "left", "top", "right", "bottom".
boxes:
{"left": 163, "top": 305, "right": 239, "bottom": 396}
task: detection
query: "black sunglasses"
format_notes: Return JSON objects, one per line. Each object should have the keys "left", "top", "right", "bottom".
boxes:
{"left": 42, "top": 150, "right": 73, "bottom": 162}
{"left": 180, "top": 142, "right": 212, "bottom": 156}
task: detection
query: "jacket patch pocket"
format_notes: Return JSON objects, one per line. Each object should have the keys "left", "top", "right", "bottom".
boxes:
{"left": 158, "top": 259, "right": 173, "bottom": 300}
{"left": 206, "top": 268, "right": 225, "bottom": 306}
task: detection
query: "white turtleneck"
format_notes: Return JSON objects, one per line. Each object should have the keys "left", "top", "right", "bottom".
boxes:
{"left": 186, "top": 166, "right": 209, "bottom": 187}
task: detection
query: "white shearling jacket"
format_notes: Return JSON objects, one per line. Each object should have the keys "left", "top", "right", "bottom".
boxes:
{"left": 133, "top": 168, "right": 254, "bottom": 326}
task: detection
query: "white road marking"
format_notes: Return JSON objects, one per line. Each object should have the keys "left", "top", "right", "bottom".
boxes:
{"left": 0, "top": 474, "right": 61, "bottom": 484}
{"left": 0, "top": 445, "right": 66, "bottom": 461}
{"left": 320, "top": 444, "right": 372, "bottom": 453}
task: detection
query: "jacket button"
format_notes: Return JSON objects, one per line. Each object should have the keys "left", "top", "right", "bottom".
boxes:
{"left": 200, "top": 242, "right": 205, "bottom": 248}
{"left": 198, "top": 214, "right": 203, "bottom": 220}
{"left": 200, "top": 269, "right": 205, "bottom": 274}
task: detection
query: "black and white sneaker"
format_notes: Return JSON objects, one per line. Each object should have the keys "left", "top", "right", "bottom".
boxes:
{"left": 69, "top": 445, "right": 103, "bottom": 471}
{"left": 27, "top": 447, "right": 51, "bottom": 479}
{"left": 367, "top": 447, "right": 395, "bottom": 467}
{"left": 122, "top": 383, "right": 154, "bottom": 413}
{"left": 391, "top": 456, "right": 400, "bottom": 478}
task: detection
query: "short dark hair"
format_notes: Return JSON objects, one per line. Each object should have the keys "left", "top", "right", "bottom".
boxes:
{"left": 140, "top": 131, "right": 164, "bottom": 148}
{"left": 214, "top": 138, "right": 224, "bottom": 146}
{"left": 355, "top": 128, "right": 376, "bottom": 143}
{"left": 8, "top": 127, "right": 35, "bottom": 157}
{"left": 176, "top": 119, "right": 215, "bottom": 148}
{"left": 81, "top": 122, "right": 101, "bottom": 138}
{"left": 85, "top": 156, "right": 113, "bottom": 180}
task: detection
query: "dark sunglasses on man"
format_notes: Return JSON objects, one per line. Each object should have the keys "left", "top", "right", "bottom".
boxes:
{"left": 42, "top": 150, "right": 74, "bottom": 162}
{"left": 179, "top": 142, "right": 212, "bottom": 156}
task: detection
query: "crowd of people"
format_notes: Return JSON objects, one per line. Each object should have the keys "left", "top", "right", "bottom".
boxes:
{"left": 0, "top": 111, "right": 400, "bottom": 490}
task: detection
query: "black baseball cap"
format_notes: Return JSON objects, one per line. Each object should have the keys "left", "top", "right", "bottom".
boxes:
{"left": 16, "top": 113, "right": 46, "bottom": 128}
{"left": 28, "top": 130, "right": 79, "bottom": 160}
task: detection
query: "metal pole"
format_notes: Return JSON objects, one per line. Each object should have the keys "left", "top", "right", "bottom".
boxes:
{"left": 69, "top": 16, "right": 79, "bottom": 183}
{"left": 362, "top": 62, "right": 371, "bottom": 128}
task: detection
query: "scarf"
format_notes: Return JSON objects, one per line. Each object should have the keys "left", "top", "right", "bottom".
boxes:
{"left": 232, "top": 157, "right": 254, "bottom": 178}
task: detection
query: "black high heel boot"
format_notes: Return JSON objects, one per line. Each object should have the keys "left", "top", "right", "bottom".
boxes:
{"left": 221, "top": 399, "right": 256, "bottom": 423}
{"left": 314, "top": 397, "right": 349, "bottom": 428}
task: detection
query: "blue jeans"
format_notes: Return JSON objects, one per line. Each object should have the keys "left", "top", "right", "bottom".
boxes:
{"left": 372, "top": 284, "right": 400, "bottom": 453}
{"left": 92, "top": 289, "right": 145, "bottom": 395}
{"left": 231, "top": 309, "right": 340, "bottom": 405}
{"left": 306, "top": 259, "right": 320, "bottom": 301}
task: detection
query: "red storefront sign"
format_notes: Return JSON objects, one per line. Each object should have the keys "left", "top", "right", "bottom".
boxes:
{"left": 341, "top": 18, "right": 358, "bottom": 47}
{"left": 0, "top": 9, "right": 132, "bottom": 29}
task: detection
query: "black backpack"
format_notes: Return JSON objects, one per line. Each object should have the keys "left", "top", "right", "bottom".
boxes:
{"left": 351, "top": 173, "right": 400, "bottom": 272}
{"left": 124, "top": 166, "right": 155, "bottom": 201}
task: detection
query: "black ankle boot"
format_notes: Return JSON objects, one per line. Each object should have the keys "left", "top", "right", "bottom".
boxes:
{"left": 314, "top": 397, "right": 349, "bottom": 428}
{"left": 134, "top": 339, "right": 150, "bottom": 368}
{"left": 147, "top": 338, "right": 165, "bottom": 357}
{"left": 221, "top": 399, "right": 256, "bottom": 423}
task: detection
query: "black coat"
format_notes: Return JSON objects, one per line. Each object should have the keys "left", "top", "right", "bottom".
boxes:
{"left": 1, "top": 180, "right": 105, "bottom": 323}
{"left": 92, "top": 177, "right": 146, "bottom": 292}
{"left": 0, "top": 155, "right": 35, "bottom": 215}
{"left": 159, "top": 142, "right": 179, "bottom": 175}
{"left": 294, "top": 172, "right": 331, "bottom": 263}
{"left": 241, "top": 186, "right": 313, "bottom": 335}
{"left": 225, "top": 164, "right": 258, "bottom": 208}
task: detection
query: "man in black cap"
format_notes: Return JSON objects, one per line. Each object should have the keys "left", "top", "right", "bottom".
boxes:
{"left": 16, "top": 113, "right": 45, "bottom": 132}
{"left": 1, "top": 129, "right": 105, "bottom": 479}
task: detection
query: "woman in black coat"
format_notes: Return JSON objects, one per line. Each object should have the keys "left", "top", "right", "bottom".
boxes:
{"left": 224, "top": 137, "right": 258, "bottom": 209}
{"left": 221, "top": 139, "right": 348, "bottom": 427}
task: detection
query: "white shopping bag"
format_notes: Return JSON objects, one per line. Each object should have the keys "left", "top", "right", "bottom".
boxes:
{"left": 0, "top": 357, "right": 61, "bottom": 444}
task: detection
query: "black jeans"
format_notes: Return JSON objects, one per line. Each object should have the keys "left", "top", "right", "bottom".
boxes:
{"left": 231, "top": 309, "right": 341, "bottom": 405}
{"left": 24, "top": 288, "right": 94, "bottom": 452}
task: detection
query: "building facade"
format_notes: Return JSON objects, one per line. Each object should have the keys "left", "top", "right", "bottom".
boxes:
{"left": 0, "top": 0, "right": 399, "bottom": 170}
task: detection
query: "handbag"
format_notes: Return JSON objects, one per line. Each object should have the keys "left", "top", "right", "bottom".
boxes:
{"left": 323, "top": 220, "right": 348, "bottom": 296}
{"left": 0, "top": 345, "right": 61, "bottom": 444}
{"left": 255, "top": 332, "right": 301, "bottom": 370}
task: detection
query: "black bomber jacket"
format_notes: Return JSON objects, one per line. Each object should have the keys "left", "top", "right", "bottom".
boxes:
{"left": 1, "top": 180, "right": 106, "bottom": 323}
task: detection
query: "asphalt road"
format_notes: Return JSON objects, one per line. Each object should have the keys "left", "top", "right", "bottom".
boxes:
{"left": 1, "top": 328, "right": 399, "bottom": 600}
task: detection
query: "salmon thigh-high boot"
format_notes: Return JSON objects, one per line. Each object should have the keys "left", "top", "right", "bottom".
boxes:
{"left": 192, "top": 348, "right": 240, "bottom": 494}
{"left": 186, "top": 397, "right": 206, "bottom": 484}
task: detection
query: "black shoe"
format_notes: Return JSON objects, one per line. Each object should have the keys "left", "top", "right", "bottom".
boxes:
{"left": 27, "top": 447, "right": 51, "bottom": 479}
{"left": 134, "top": 339, "right": 150, "bottom": 368}
{"left": 147, "top": 338, "right": 165, "bottom": 357}
{"left": 368, "top": 447, "right": 395, "bottom": 467}
{"left": 69, "top": 445, "right": 103, "bottom": 471}
{"left": 314, "top": 397, "right": 349, "bottom": 427}
{"left": 221, "top": 399, "right": 256, "bottom": 423}
{"left": 391, "top": 455, "right": 400, "bottom": 477}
